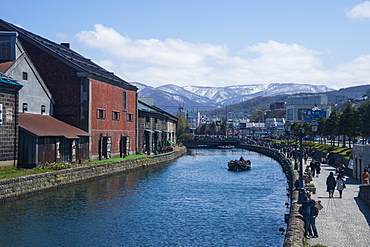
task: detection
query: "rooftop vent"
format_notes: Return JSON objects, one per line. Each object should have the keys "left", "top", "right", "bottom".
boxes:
{"left": 60, "top": 43, "right": 70, "bottom": 49}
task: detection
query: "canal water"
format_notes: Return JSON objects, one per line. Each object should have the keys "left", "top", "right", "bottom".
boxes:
{"left": 0, "top": 149, "right": 288, "bottom": 247}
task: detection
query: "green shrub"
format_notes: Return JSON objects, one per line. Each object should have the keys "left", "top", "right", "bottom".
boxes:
{"left": 179, "top": 133, "right": 194, "bottom": 141}
{"left": 40, "top": 162, "right": 73, "bottom": 170}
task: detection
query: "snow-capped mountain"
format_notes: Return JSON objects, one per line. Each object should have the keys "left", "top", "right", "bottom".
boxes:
{"left": 131, "top": 82, "right": 333, "bottom": 114}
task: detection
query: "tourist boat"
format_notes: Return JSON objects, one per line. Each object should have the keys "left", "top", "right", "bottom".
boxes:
{"left": 228, "top": 159, "right": 252, "bottom": 171}
{"left": 218, "top": 145, "right": 234, "bottom": 149}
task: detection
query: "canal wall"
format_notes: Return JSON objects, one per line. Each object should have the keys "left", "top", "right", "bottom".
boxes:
{"left": 359, "top": 184, "right": 370, "bottom": 205}
{"left": 241, "top": 144, "right": 305, "bottom": 247}
{"left": 0, "top": 147, "right": 187, "bottom": 203}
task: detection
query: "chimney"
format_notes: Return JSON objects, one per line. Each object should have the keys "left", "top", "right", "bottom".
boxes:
{"left": 60, "top": 43, "right": 70, "bottom": 49}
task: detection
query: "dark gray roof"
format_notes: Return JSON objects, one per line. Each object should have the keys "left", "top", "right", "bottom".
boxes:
{"left": 0, "top": 19, "right": 137, "bottom": 91}
{"left": 138, "top": 100, "right": 177, "bottom": 120}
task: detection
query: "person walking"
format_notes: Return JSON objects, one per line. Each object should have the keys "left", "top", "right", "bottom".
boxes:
{"left": 336, "top": 164, "right": 345, "bottom": 177}
{"left": 308, "top": 201, "right": 319, "bottom": 238}
{"left": 302, "top": 198, "right": 313, "bottom": 238}
{"left": 315, "top": 161, "right": 321, "bottom": 177}
{"left": 361, "top": 169, "right": 369, "bottom": 184}
{"left": 336, "top": 174, "right": 345, "bottom": 198}
{"left": 310, "top": 159, "right": 317, "bottom": 177}
{"left": 326, "top": 172, "right": 336, "bottom": 198}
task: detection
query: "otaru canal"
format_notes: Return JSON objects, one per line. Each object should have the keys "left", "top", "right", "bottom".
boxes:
{"left": 0, "top": 149, "right": 288, "bottom": 247}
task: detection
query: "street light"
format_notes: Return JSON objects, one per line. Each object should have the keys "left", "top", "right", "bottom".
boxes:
{"left": 284, "top": 120, "right": 319, "bottom": 204}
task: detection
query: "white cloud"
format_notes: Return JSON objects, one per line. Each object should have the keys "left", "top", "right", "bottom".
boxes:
{"left": 346, "top": 1, "right": 370, "bottom": 20}
{"left": 331, "top": 55, "right": 370, "bottom": 87}
{"left": 76, "top": 24, "right": 370, "bottom": 89}
{"left": 76, "top": 24, "right": 228, "bottom": 68}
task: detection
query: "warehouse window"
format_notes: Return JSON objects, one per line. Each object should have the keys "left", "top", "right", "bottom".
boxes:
{"left": 127, "top": 113, "right": 133, "bottom": 122}
{"left": 113, "top": 111, "right": 120, "bottom": 120}
{"left": 123, "top": 91, "right": 127, "bottom": 109}
{"left": 97, "top": 109, "right": 106, "bottom": 119}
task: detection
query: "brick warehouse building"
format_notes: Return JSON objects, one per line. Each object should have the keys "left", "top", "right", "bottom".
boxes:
{"left": 0, "top": 73, "right": 22, "bottom": 168}
{"left": 0, "top": 20, "right": 138, "bottom": 161}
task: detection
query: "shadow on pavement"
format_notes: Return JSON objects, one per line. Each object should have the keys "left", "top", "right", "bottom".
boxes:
{"left": 355, "top": 197, "right": 370, "bottom": 227}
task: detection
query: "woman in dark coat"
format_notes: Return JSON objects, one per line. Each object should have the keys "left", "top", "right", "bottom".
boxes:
{"left": 326, "top": 172, "right": 336, "bottom": 198}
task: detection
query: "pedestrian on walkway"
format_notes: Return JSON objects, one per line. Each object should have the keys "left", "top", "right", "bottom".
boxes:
{"left": 361, "top": 169, "right": 369, "bottom": 184}
{"left": 326, "top": 172, "right": 336, "bottom": 198}
{"left": 304, "top": 149, "right": 308, "bottom": 164}
{"left": 303, "top": 199, "right": 319, "bottom": 239}
{"left": 336, "top": 174, "right": 345, "bottom": 198}
{"left": 336, "top": 164, "right": 345, "bottom": 177}
{"left": 315, "top": 161, "right": 321, "bottom": 177}
{"left": 308, "top": 201, "right": 319, "bottom": 238}
{"left": 302, "top": 198, "right": 313, "bottom": 238}
{"left": 310, "top": 159, "right": 317, "bottom": 177}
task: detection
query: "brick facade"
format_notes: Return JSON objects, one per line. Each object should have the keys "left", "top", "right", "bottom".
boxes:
{"left": 90, "top": 78, "right": 137, "bottom": 159}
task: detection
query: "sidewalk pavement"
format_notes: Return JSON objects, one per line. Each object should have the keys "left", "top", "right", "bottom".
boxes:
{"left": 307, "top": 160, "right": 370, "bottom": 247}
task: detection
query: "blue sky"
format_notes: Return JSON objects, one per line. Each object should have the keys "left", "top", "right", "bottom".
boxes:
{"left": 2, "top": 0, "right": 370, "bottom": 89}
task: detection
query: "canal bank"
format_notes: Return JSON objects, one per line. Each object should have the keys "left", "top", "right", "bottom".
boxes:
{"left": 241, "top": 144, "right": 304, "bottom": 247}
{"left": 0, "top": 146, "right": 187, "bottom": 203}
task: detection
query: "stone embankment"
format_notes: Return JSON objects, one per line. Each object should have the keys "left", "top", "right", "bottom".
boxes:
{"left": 241, "top": 144, "right": 304, "bottom": 247}
{"left": 359, "top": 184, "right": 370, "bottom": 205}
{"left": 0, "top": 147, "right": 187, "bottom": 203}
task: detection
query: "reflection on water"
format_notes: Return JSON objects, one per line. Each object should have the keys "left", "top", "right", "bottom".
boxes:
{"left": 0, "top": 149, "right": 287, "bottom": 246}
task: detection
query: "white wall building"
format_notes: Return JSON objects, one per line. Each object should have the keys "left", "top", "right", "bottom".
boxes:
{"left": 286, "top": 94, "right": 331, "bottom": 123}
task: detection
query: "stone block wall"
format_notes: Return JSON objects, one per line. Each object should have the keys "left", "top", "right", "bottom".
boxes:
{"left": 359, "top": 184, "right": 370, "bottom": 206}
{"left": 0, "top": 86, "right": 19, "bottom": 168}
{"left": 0, "top": 147, "right": 187, "bottom": 202}
{"left": 241, "top": 144, "right": 304, "bottom": 247}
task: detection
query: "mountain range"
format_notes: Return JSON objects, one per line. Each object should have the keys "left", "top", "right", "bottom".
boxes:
{"left": 132, "top": 82, "right": 334, "bottom": 114}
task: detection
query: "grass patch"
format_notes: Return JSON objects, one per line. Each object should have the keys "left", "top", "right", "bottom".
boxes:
{"left": 272, "top": 140, "right": 353, "bottom": 159}
{"left": 0, "top": 154, "right": 147, "bottom": 180}
{"left": 86, "top": 154, "right": 146, "bottom": 164}
{"left": 0, "top": 168, "right": 54, "bottom": 180}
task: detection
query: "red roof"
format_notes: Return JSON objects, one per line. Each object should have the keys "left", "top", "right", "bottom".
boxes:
{"left": 0, "top": 61, "right": 15, "bottom": 73}
{"left": 18, "top": 113, "right": 89, "bottom": 139}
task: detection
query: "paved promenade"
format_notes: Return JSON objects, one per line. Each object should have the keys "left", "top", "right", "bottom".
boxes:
{"left": 307, "top": 161, "right": 370, "bottom": 247}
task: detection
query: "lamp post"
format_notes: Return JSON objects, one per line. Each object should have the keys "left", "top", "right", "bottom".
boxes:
{"left": 284, "top": 120, "right": 319, "bottom": 204}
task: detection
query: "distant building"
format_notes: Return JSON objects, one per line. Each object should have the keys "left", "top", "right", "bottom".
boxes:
{"left": 137, "top": 100, "right": 177, "bottom": 154}
{"left": 353, "top": 145, "right": 370, "bottom": 182}
{"left": 270, "top": 102, "right": 286, "bottom": 110}
{"left": 286, "top": 94, "right": 331, "bottom": 123}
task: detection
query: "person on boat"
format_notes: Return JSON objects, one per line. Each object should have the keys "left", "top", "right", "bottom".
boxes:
{"left": 239, "top": 156, "right": 245, "bottom": 161}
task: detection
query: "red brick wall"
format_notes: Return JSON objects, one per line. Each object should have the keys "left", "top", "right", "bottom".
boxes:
{"left": 90, "top": 79, "right": 137, "bottom": 158}
{"left": 19, "top": 39, "right": 81, "bottom": 127}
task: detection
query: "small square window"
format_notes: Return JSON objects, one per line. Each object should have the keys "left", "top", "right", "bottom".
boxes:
{"left": 22, "top": 103, "right": 28, "bottom": 112}
{"left": 113, "top": 111, "right": 120, "bottom": 120}
{"left": 97, "top": 109, "right": 106, "bottom": 119}
{"left": 127, "top": 113, "right": 133, "bottom": 122}
{"left": 22, "top": 72, "right": 28, "bottom": 80}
